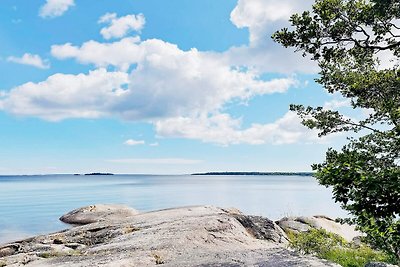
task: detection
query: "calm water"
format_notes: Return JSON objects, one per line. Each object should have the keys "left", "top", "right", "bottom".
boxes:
{"left": 0, "top": 174, "right": 346, "bottom": 244}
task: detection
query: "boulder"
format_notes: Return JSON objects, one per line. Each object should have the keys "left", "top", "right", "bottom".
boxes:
{"left": 234, "top": 215, "right": 289, "bottom": 244}
{"left": 59, "top": 204, "right": 139, "bottom": 225}
{"left": 276, "top": 215, "right": 361, "bottom": 242}
{"left": 276, "top": 218, "right": 312, "bottom": 233}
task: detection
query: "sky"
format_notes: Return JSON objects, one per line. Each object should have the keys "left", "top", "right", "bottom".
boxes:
{"left": 0, "top": 0, "right": 351, "bottom": 174}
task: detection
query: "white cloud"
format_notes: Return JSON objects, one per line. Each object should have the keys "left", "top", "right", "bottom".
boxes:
{"left": 50, "top": 0, "right": 318, "bottom": 74}
{"left": 7, "top": 53, "right": 50, "bottom": 69}
{"left": 51, "top": 37, "right": 142, "bottom": 71}
{"left": 39, "top": 0, "right": 74, "bottom": 18}
{"left": 0, "top": 56, "right": 295, "bottom": 122}
{"left": 99, "top": 13, "right": 145, "bottom": 40}
{"left": 0, "top": 69, "right": 129, "bottom": 121}
{"left": 1, "top": 0, "right": 327, "bottom": 146}
{"left": 324, "top": 99, "right": 352, "bottom": 110}
{"left": 222, "top": 0, "right": 317, "bottom": 74}
{"left": 231, "top": 0, "right": 301, "bottom": 45}
{"left": 124, "top": 139, "right": 145, "bottom": 146}
{"left": 229, "top": 1, "right": 399, "bottom": 74}
{"left": 108, "top": 158, "right": 203, "bottom": 165}
{"left": 1, "top": 32, "right": 302, "bottom": 145}
{"left": 375, "top": 49, "right": 400, "bottom": 70}
{"left": 323, "top": 92, "right": 352, "bottom": 110}
{"left": 49, "top": 37, "right": 297, "bottom": 121}
{"left": 156, "top": 111, "right": 320, "bottom": 146}
{"left": 149, "top": 142, "right": 159, "bottom": 147}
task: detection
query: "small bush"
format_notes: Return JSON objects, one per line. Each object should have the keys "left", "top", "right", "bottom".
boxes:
{"left": 289, "top": 229, "right": 396, "bottom": 267}
{"left": 289, "top": 228, "right": 346, "bottom": 256}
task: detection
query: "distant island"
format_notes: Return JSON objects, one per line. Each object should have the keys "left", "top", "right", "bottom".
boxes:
{"left": 84, "top": 173, "right": 114, "bottom": 176}
{"left": 192, "top": 172, "right": 314, "bottom": 176}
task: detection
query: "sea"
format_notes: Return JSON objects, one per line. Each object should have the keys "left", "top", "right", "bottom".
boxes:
{"left": 0, "top": 174, "right": 347, "bottom": 244}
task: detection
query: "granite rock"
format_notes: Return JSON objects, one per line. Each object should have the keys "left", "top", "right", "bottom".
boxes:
{"left": 0, "top": 206, "right": 340, "bottom": 267}
{"left": 59, "top": 204, "right": 139, "bottom": 225}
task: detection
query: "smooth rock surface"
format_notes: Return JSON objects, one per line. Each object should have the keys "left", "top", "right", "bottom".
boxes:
{"left": 0, "top": 206, "right": 340, "bottom": 267}
{"left": 59, "top": 204, "right": 139, "bottom": 225}
{"left": 276, "top": 215, "right": 360, "bottom": 242}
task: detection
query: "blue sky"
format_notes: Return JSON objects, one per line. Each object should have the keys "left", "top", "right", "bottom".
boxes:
{"left": 0, "top": 0, "right": 348, "bottom": 174}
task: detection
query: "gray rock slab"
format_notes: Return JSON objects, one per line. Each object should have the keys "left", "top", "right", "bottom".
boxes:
{"left": 59, "top": 204, "right": 139, "bottom": 225}
{"left": 1, "top": 206, "right": 340, "bottom": 267}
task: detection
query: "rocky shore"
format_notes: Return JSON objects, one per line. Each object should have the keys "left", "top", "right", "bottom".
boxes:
{"left": 0, "top": 205, "right": 363, "bottom": 266}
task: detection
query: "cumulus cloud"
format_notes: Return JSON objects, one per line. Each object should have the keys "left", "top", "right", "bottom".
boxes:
{"left": 124, "top": 139, "right": 145, "bottom": 146}
{"left": 156, "top": 111, "right": 320, "bottom": 146}
{"left": 2, "top": 39, "right": 296, "bottom": 122}
{"left": 0, "top": 69, "right": 129, "bottom": 121}
{"left": 0, "top": 35, "right": 300, "bottom": 144}
{"left": 1, "top": 0, "right": 326, "bottom": 146}
{"left": 322, "top": 92, "right": 353, "bottom": 110}
{"left": 99, "top": 13, "right": 145, "bottom": 40}
{"left": 51, "top": 0, "right": 319, "bottom": 74}
{"left": 7, "top": 53, "right": 50, "bottom": 69}
{"left": 324, "top": 99, "right": 352, "bottom": 110}
{"left": 50, "top": 38, "right": 297, "bottom": 112}
{"left": 51, "top": 37, "right": 142, "bottom": 71}
{"left": 231, "top": 0, "right": 300, "bottom": 45}
{"left": 39, "top": 0, "right": 74, "bottom": 18}
{"left": 231, "top": 0, "right": 314, "bottom": 43}
{"left": 222, "top": 0, "right": 317, "bottom": 74}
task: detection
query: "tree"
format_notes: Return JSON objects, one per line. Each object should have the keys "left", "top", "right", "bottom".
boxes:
{"left": 272, "top": 0, "right": 400, "bottom": 261}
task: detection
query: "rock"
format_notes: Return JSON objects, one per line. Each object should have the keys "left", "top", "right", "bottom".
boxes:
{"left": 1, "top": 206, "right": 340, "bottom": 267}
{"left": 234, "top": 215, "right": 289, "bottom": 244}
{"left": 276, "top": 215, "right": 360, "bottom": 242}
{"left": 352, "top": 235, "right": 363, "bottom": 246}
{"left": 59, "top": 204, "right": 139, "bottom": 225}
{"left": 365, "top": 262, "right": 398, "bottom": 267}
{"left": 0, "top": 244, "right": 20, "bottom": 257}
{"left": 221, "top": 207, "right": 243, "bottom": 215}
{"left": 276, "top": 217, "right": 312, "bottom": 233}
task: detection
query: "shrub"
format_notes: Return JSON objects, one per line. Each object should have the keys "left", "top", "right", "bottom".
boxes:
{"left": 289, "top": 229, "right": 396, "bottom": 267}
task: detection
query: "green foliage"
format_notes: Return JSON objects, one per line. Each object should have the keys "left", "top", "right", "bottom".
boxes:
{"left": 289, "top": 229, "right": 395, "bottom": 267}
{"left": 325, "top": 247, "right": 393, "bottom": 267}
{"left": 272, "top": 0, "right": 400, "bottom": 261}
{"left": 289, "top": 228, "right": 346, "bottom": 255}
